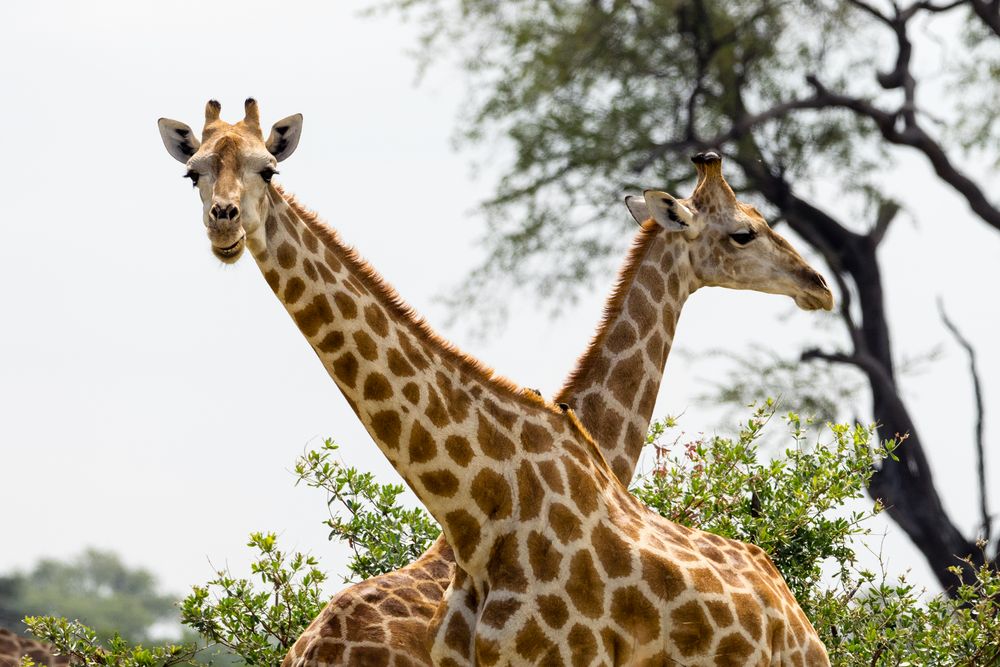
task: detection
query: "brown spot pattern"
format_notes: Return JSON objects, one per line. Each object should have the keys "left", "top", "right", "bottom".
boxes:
{"left": 401, "top": 382, "right": 420, "bottom": 404}
{"left": 565, "top": 551, "right": 604, "bottom": 618}
{"left": 591, "top": 523, "right": 632, "bottom": 578}
{"left": 445, "top": 435, "right": 473, "bottom": 467}
{"left": 293, "top": 295, "right": 334, "bottom": 337}
{"left": 520, "top": 420, "right": 554, "bottom": 453}
{"left": 487, "top": 535, "right": 528, "bottom": 592}
{"left": 352, "top": 330, "right": 378, "bottom": 361}
{"left": 537, "top": 594, "right": 569, "bottom": 629}
{"left": 387, "top": 349, "right": 415, "bottom": 377}
{"left": 478, "top": 414, "right": 515, "bottom": 461}
{"left": 610, "top": 586, "right": 660, "bottom": 644}
{"left": 514, "top": 617, "right": 555, "bottom": 661}
{"left": 370, "top": 410, "right": 402, "bottom": 449}
{"left": 419, "top": 470, "right": 458, "bottom": 497}
{"left": 480, "top": 598, "right": 522, "bottom": 629}
{"left": 606, "top": 322, "right": 638, "bottom": 353}
{"left": 363, "top": 372, "right": 393, "bottom": 401}
{"left": 364, "top": 304, "right": 390, "bottom": 337}
{"left": 608, "top": 351, "right": 644, "bottom": 406}
{"left": 516, "top": 461, "right": 543, "bottom": 521}
{"left": 444, "top": 510, "right": 481, "bottom": 561}
{"left": 641, "top": 550, "right": 686, "bottom": 601}
{"left": 527, "top": 531, "right": 562, "bottom": 582}
{"left": 333, "top": 291, "right": 357, "bottom": 319}
{"left": 283, "top": 276, "right": 305, "bottom": 304}
{"left": 715, "top": 633, "right": 755, "bottom": 667}
{"left": 567, "top": 624, "right": 598, "bottom": 667}
{"left": 548, "top": 503, "right": 583, "bottom": 543}
{"left": 317, "top": 330, "right": 344, "bottom": 353}
{"left": 332, "top": 352, "right": 359, "bottom": 388}
{"left": 276, "top": 241, "right": 297, "bottom": 268}
{"left": 670, "top": 601, "right": 713, "bottom": 657}
{"left": 471, "top": 469, "right": 512, "bottom": 519}
{"left": 425, "top": 387, "right": 450, "bottom": 427}
{"left": 408, "top": 422, "right": 437, "bottom": 463}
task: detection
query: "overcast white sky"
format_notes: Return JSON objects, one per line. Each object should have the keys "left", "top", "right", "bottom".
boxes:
{"left": 1, "top": 0, "right": 997, "bottom": 607}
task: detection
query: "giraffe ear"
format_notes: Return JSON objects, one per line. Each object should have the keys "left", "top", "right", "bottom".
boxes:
{"left": 266, "top": 113, "right": 303, "bottom": 162}
{"left": 157, "top": 118, "right": 200, "bottom": 163}
{"left": 624, "top": 195, "right": 651, "bottom": 225}
{"left": 642, "top": 190, "right": 698, "bottom": 234}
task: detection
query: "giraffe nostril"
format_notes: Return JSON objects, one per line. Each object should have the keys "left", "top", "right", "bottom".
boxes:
{"left": 227, "top": 204, "right": 240, "bottom": 220}
{"left": 210, "top": 204, "right": 222, "bottom": 220}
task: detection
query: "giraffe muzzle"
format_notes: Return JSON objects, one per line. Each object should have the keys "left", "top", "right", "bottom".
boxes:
{"left": 210, "top": 203, "right": 240, "bottom": 222}
{"left": 803, "top": 271, "right": 834, "bottom": 311}
{"left": 211, "top": 231, "right": 246, "bottom": 263}
{"left": 794, "top": 286, "right": 834, "bottom": 311}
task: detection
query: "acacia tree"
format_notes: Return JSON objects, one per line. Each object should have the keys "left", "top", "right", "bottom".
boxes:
{"left": 380, "top": 0, "right": 998, "bottom": 591}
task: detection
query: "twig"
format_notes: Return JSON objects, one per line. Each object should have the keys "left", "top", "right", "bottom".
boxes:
{"left": 938, "top": 299, "right": 990, "bottom": 543}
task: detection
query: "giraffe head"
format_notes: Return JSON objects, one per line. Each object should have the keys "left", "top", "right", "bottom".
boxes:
{"left": 157, "top": 99, "right": 303, "bottom": 263}
{"left": 626, "top": 152, "right": 833, "bottom": 310}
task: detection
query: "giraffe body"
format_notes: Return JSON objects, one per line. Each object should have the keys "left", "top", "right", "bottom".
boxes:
{"left": 0, "top": 628, "right": 68, "bottom": 667}
{"left": 157, "top": 102, "right": 833, "bottom": 667}
{"left": 284, "top": 215, "right": 697, "bottom": 667}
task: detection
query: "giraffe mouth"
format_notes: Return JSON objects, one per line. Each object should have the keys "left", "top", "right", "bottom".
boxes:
{"left": 212, "top": 232, "right": 246, "bottom": 263}
{"left": 795, "top": 291, "right": 834, "bottom": 311}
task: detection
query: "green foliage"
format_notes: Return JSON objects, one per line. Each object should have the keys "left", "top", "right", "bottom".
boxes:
{"left": 633, "top": 400, "right": 887, "bottom": 601}
{"left": 22, "top": 617, "right": 197, "bottom": 667}
{"left": 24, "top": 534, "right": 324, "bottom": 667}
{"left": 179, "top": 533, "right": 327, "bottom": 667}
{"left": 813, "top": 555, "right": 1000, "bottom": 665}
{"left": 2, "top": 550, "right": 176, "bottom": 642}
{"left": 636, "top": 402, "right": 1000, "bottom": 664}
{"left": 24, "top": 407, "right": 1000, "bottom": 665}
{"left": 294, "top": 439, "right": 441, "bottom": 581}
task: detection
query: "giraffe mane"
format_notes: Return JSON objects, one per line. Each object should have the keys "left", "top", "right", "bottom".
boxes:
{"left": 553, "top": 219, "right": 662, "bottom": 404}
{"left": 274, "top": 185, "right": 557, "bottom": 416}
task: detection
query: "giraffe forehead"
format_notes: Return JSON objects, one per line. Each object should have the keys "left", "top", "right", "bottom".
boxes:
{"left": 691, "top": 198, "right": 766, "bottom": 231}
{"left": 190, "top": 131, "right": 273, "bottom": 173}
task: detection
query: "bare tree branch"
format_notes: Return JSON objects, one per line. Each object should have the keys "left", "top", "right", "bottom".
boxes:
{"left": 846, "top": 0, "right": 893, "bottom": 24}
{"left": 915, "top": 0, "right": 967, "bottom": 13}
{"left": 938, "top": 299, "right": 991, "bottom": 544}
{"left": 970, "top": 0, "right": 1000, "bottom": 37}
{"left": 640, "top": 0, "right": 1000, "bottom": 233}
{"left": 869, "top": 199, "right": 901, "bottom": 247}
{"left": 728, "top": 143, "right": 985, "bottom": 589}
{"left": 802, "top": 74, "right": 1000, "bottom": 232}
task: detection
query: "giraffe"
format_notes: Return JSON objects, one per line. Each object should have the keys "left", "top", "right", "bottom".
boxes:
{"left": 0, "top": 628, "right": 68, "bottom": 667}
{"left": 157, "top": 100, "right": 833, "bottom": 666}
{"left": 281, "top": 151, "right": 833, "bottom": 667}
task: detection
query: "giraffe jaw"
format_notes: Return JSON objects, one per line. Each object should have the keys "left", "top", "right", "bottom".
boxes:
{"left": 795, "top": 291, "right": 834, "bottom": 311}
{"left": 212, "top": 232, "right": 246, "bottom": 264}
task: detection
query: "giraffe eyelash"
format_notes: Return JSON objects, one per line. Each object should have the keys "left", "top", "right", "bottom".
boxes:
{"left": 184, "top": 169, "right": 200, "bottom": 187}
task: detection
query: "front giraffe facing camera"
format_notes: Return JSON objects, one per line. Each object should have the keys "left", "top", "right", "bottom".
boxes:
{"left": 157, "top": 98, "right": 303, "bottom": 264}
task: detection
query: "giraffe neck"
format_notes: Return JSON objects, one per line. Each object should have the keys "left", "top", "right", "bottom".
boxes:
{"left": 246, "top": 186, "right": 571, "bottom": 573}
{"left": 554, "top": 222, "right": 696, "bottom": 484}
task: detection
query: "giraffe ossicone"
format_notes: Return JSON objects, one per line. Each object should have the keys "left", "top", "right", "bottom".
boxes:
{"left": 158, "top": 100, "right": 833, "bottom": 666}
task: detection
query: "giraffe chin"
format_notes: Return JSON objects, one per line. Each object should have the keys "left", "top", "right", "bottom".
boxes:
{"left": 795, "top": 291, "right": 834, "bottom": 311}
{"left": 212, "top": 234, "right": 246, "bottom": 264}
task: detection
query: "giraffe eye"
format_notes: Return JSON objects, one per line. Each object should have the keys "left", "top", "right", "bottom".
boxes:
{"left": 729, "top": 230, "right": 756, "bottom": 246}
{"left": 184, "top": 169, "right": 200, "bottom": 187}
{"left": 260, "top": 167, "right": 278, "bottom": 183}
